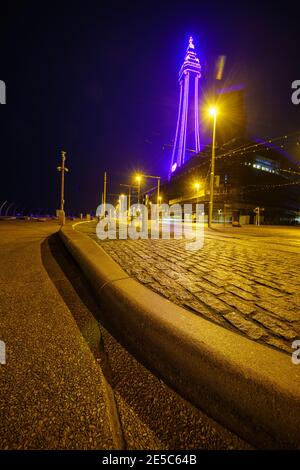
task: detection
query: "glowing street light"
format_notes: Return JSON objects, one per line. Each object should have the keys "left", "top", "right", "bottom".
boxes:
{"left": 209, "top": 106, "right": 217, "bottom": 118}
{"left": 135, "top": 175, "right": 141, "bottom": 206}
{"left": 134, "top": 173, "right": 161, "bottom": 208}
{"left": 194, "top": 182, "right": 201, "bottom": 205}
{"left": 208, "top": 106, "right": 218, "bottom": 228}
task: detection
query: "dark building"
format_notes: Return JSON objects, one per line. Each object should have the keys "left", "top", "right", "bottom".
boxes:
{"left": 166, "top": 136, "right": 300, "bottom": 224}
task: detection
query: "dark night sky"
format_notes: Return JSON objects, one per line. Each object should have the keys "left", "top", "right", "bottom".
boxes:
{"left": 0, "top": 0, "right": 300, "bottom": 214}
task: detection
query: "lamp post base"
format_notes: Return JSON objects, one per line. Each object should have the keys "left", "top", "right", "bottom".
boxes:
{"left": 57, "top": 209, "right": 65, "bottom": 226}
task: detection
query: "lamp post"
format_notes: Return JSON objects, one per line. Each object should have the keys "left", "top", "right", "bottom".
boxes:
{"left": 103, "top": 171, "right": 107, "bottom": 217}
{"left": 135, "top": 173, "right": 161, "bottom": 222}
{"left": 136, "top": 175, "right": 141, "bottom": 207}
{"left": 57, "top": 150, "right": 69, "bottom": 224}
{"left": 208, "top": 107, "right": 217, "bottom": 228}
{"left": 135, "top": 174, "right": 160, "bottom": 204}
{"left": 194, "top": 182, "right": 201, "bottom": 205}
{"left": 119, "top": 193, "right": 126, "bottom": 214}
{"left": 156, "top": 177, "right": 160, "bottom": 207}
{"left": 120, "top": 183, "right": 139, "bottom": 217}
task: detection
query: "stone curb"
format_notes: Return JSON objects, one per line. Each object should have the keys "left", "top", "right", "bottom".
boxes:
{"left": 59, "top": 222, "right": 300, "bottom": 449}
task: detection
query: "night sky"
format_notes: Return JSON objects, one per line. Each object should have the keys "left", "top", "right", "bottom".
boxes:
{"left": 0, "top": 0, "right": 299, "bottom": 214}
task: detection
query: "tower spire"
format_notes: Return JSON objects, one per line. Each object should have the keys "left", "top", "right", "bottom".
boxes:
{"left": 188, "top": 36, "right": 195, "bottom": 50}
{"left": 169, "top": 37, "right": 201, "bottom": 177}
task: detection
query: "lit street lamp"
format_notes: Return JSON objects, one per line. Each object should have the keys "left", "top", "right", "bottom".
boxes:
{"left": 208, "top": 107, "right": 218, "bottom": 228}
{"left": 194, "top": 182, "right": 201, "bottom": 205}
{"left": 136, "top": 175, "right": 141, "bottom": 206}
{"left": 135, "top": 173, "right": 161, "bottom": 206}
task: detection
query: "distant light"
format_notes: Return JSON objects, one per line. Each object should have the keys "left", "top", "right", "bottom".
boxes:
{"left": 194, "top": 182, "right": 200, "bottom": 190}
{"left": 171, "top": 162, "right": 177, "bottom": 173}
{"left": 136, "top": 175, "right": 141, "bottom": 182}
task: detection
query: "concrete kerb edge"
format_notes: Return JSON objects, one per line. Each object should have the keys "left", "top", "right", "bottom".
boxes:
{"left": 59, "top": 222, "right": 300, "bottom": 449}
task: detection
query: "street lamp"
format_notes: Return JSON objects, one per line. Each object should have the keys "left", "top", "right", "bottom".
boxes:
{"left": 134, "top": 173, "right": 161, "bottom": 208}
{"left": 208, "top": 107, "right": 218, "bottom": 228}
{"left": 119, "top": 193, "right": 126, "bottom": 214}
{"left": 57, "top": 150, "right": 69, "bottom": 225}
{"left": 194, "top": 182, "right": 201, "bottom": 209}
{"left": 135, "top": 175, "right": 141, "bottom": 206}
{"left": 120, "top": 183, "right": 138, "bottom": 217}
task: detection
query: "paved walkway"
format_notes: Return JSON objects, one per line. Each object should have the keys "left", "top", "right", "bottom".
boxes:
{"left": 0, "top": 220, "right": 251, "bottom": 450}
{"left": 80, "top": 222, "right": 300, "bottom": 355}
{"left": 0, "top": 221, "right": 117, "bottom": 449}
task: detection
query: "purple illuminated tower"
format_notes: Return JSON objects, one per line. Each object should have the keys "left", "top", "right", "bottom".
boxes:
{"left": 169, "top": 37, "right": 201, "bottom": 177}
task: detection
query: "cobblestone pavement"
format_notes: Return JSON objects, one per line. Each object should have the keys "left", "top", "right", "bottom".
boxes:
{"left": 79, "top": 223, "right": 300, "bottom": 355}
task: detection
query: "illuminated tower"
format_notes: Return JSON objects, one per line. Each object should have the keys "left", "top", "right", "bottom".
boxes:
{"left": 169, "top": 37, "right": 201, "bottom": 177}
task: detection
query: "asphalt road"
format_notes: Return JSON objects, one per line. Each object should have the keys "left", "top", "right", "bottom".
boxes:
{"left": 0, "top": 220, "right": 251, "bottom": 449}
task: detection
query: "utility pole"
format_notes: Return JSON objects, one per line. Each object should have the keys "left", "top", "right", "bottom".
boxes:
{"left": 57, "top": 150, "right": 69, "bottom": 224}
{"left": 157, "top": 177, "right": 160, "bottom": 207}
{"left": 224, "top": 203, "right": 230, "bottom": 227}
{"left": 103, "top": 171, "right": 107, "bottom": 217}
{"left": 254, "top": 206, "right": 260, "bottom": 226}
{"left": 208, "top": 108, "right": 217, "bottom": 228}
{"left": 120, "top": 184, "right": 139, "bottom": 217}
{"left": 128, "top": 186, "right": 131, "bottom": 213}
{"left": 135, "top": 173, "right": 161, "bottom": 209}
{"left": 136, "top": 176, "right": 141, "bottom": 207}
